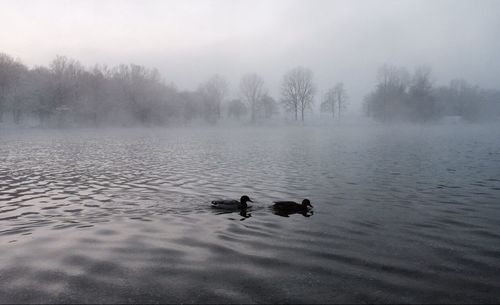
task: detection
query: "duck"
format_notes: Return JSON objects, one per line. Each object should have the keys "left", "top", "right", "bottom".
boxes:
{"left": 211, "top": 195, "right": 253, "bottom": 210}
{"left": 273, "top": 199, "right": 312, "bottom": 212}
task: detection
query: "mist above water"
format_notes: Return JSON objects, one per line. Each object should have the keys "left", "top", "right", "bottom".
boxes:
{"left": 1, "top": 0, "right": 500, "bottom": 128}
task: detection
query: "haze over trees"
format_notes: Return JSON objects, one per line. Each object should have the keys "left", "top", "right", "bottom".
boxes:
{"left": 0, "top": 53, "right": 26, "bottom": 123}
{"left": 0, "top": 52, "right": 290, "bottom": 128}
{"left": 363, "top": 64, "right": 500, "bottom": 123}
{"left": 227, "top": 99, "right": 247, "bottom": 119}
{"left": 2, "top": 50, "right": 500, "bottom": 128}
{"left": 433, "top": 79, "right": 500, "bottom": 122}
{"left": 239, "top": 73, "right": 267, "bottom": 123}
{"left": 259, "top": 93, "right": 279, "bottom": 119}
{"left": 321, "top": 82, "right": 348, "bottom": 120}
{"left": 198, "top": 74, "right": 228, "bottom": 124}
{"left": 280, "top": 67, "right": 316, "bottom": 122}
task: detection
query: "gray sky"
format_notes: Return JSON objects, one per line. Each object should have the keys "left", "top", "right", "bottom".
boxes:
{"left": 1, "top": 0, "right": 500, "bottom": 112}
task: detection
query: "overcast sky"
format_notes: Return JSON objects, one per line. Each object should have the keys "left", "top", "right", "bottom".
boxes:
{"left": 1, "top": 0, "right": 499, "bottom": 112}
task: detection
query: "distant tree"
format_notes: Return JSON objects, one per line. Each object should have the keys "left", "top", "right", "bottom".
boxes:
{"left": 321, "top": 82, "right": 348, "bottom": 120}
{"left": 110, "top": 64, "right": 166, "bottom": 125}
{"left": 449, "top": 79, "right": 482, "bottom": 121}
{"left": 77, "top": 65, "right": 110, "bottom": 126}
{"left": 240, "top": 73, "right": 267, "bottom": 123}
{"left": 363, "top": 64, "right": 410, "bottom": 122}
{"left": 227, "top": 99, "right": 248, "bottom": 119}
{"left": 0, "top": 53, "right": 26, "bottom": 123}
{"left": 434, "top": 78, "right": 484, "bottom": 122}
{"left": 260, "top": 93, "right": 279, "bottom": 119}
{"left": 199, "top": 74, "right": 228, "bottom": 123}
{"left": 321, "top": 88, "right": 337, "bottom": 119}
{"left": 8, "top": 67, "right": 30, "bottom": 124}
{"left": 49, "top": 55, "right": 87, "bottom": 126}
{"left": 28, "top": 67, "right": 54, "bottom": 126}
{"left": 408, "top": 66, "right": 436, "bottom": 122}
{"left": 334, "top": 82, "right": 348, "bottom": 119}
{"left": 3, "top": 51, "right": 499, "bottom": 128}
{"left": 377, "top": 64, "right": 410, "bottom": 121}
{"left": 178, "top": 90, "right": 203, "bottom": 123}
{"left": 280, "top": 66, "right": 315, "bottom": 122}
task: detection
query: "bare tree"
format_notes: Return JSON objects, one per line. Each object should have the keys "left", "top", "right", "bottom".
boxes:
{"left": 199, "top": 74, "right": 228, "bottom": 123}
{"left": 365, "top": 64, "right": 444, "bottom": 122}
{"left": 49, "top": 55, "right": 86, "bottom": 126}
{"left": 321, "top": 82, "right": 348, "bottom": 120}
{"left": 77, "top": 65, "right": 112, "bottom": 126}
{"left": 364, "top": 64, "right": 410, "bottom": 122}
{"left": 334, "top": 82, "right": 348, "bottom": 119}
{"left": 408, "top": 66, "right": 436, "bottom": 122}
{"left": 227, "top": 99, "right": 247, "bottom": 119}
{"left": 0, "top": 53, "right": 26, "bottom": 122}
{"left": 321, "top": 88, "right": 337, "bottom": 119}
{"left": 280, "top": 66, "right": 315, "bottom": 122}
{"left": 239, "top": 73, "right": 266, "bottom": 123}
{"left": 260, "top": 93, "right": 279, "bottom": 119}
{"left": 9, "top": 67, "right": 31, "bottom": 124}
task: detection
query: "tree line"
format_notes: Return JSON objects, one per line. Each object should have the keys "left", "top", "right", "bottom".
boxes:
{"left": 0, "top": 52, "right": 350, "bottom": 128}
{"left": 363, "top": 64, "right": 500, "bottom": 123}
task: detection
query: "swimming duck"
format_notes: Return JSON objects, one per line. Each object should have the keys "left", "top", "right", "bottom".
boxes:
{"left": 211, "top": 195, "right": 253, "bottom": 210}
{"left": 273, "top": 199, "right": 312, "bottom": 212}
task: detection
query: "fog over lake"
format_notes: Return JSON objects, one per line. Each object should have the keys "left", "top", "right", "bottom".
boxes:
{"left": 1, "top": 0, "right": 500, "bottom": 304}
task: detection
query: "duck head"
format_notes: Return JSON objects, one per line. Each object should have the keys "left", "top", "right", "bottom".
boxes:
{"left": 302, "top": 199, "right": 312, "bottom": 208}
{"left": 240, "top": 195, "right": 253, "bottom": 206}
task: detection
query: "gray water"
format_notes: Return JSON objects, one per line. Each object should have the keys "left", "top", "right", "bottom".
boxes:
{"left": 1, "top": 124, "right": 500, "bottom": 303}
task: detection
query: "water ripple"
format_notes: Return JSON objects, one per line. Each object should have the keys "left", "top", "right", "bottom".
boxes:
{"left": 1, "top": 126, "right": 500, "bottom": 303}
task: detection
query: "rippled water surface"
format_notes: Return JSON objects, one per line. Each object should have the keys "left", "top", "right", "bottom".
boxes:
{"left": 1, "top": 125, "right": 500, "bottom": 303}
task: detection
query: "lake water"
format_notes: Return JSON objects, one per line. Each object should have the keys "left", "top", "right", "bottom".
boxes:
{"left": 1, "top": 124, "right": 500, "bottom": 303}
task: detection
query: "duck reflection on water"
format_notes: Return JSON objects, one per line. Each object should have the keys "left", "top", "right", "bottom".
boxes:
{"left": 211, "top": 207, "right": 252, "bottom": 221}
{"left": 272, "top": 208, "right": 314, "bottom": 218}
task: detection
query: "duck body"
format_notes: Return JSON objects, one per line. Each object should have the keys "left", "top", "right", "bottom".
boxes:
{"left": 273, "top": 199, "right": 312, "bottom": 212}
{"left": 211, "top": 195, "right": 253, "bottom": 210}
